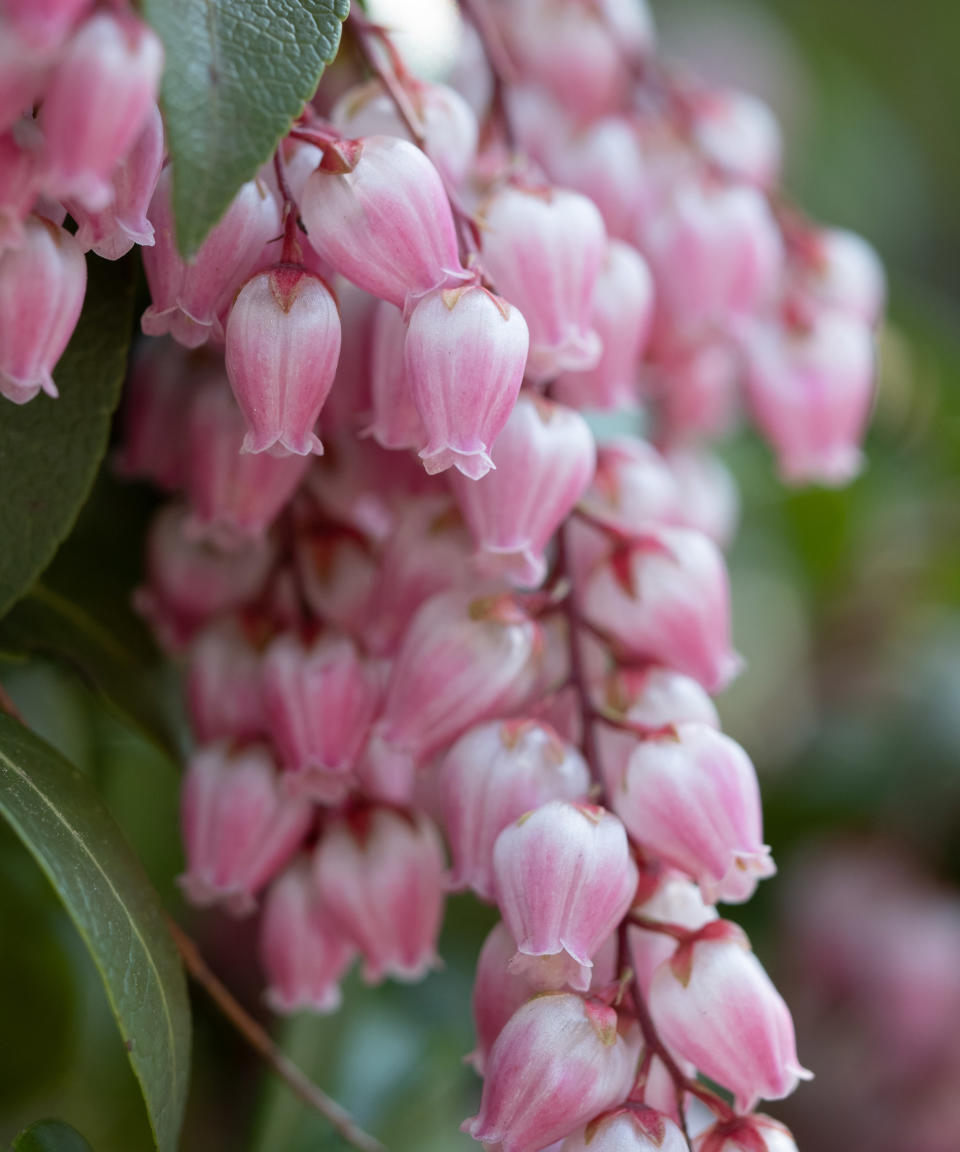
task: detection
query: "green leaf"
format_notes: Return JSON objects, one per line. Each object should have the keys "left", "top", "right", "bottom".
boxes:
{"left": 10, "top": 1120, "right": 94, "bottom": 1152}
{"left": 0, "top": 714, "right": 191, "bottom": 1152}
{"left": 143, "top": 0, "right": 350, "bottom": 256}
{"left": 0, "top": 583, "right": 179, "bottom": 758}
{"left": 0, "top": 253, "right": 136, "bottom": 619}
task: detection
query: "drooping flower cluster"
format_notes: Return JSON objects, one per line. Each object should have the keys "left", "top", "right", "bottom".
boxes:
{"left": 1, "top": 0, "right": 884, "bottom": 1148}
{"left": 0, "top": 0, "right": 163, "bottom": 403}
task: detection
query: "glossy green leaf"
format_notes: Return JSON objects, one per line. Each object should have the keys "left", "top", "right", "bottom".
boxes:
{"left": 10, "top": 1120, "right": 95, "bottom": 1152}
{"left": 0, "top": 254, "right": 136, "bottom": 619}
{"left": 0, "top": 583, "right": 178, "bottom": 758}
{"left": 0, "top": 715, "right": 191, "bottom": 1152}
{"left": 143, "top": 0, "right": 350, "bottom": 255}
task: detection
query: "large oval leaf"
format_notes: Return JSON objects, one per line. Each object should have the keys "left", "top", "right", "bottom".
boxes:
{"left": 143, "top": 0, "right": 350, "bottom": 256}
{"left": 0, "top": 714, "right": 190, "bottom": 1152}
{"left": 11, "top": 1120, "right": 95, "bottom": 1152}
{"left": 0, "top": 253, "right": 136, "bottom": 618}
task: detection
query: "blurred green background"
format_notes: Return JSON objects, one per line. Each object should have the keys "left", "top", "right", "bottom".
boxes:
{"left": 2, "top": 1, "right": 959, "bottom": 1149}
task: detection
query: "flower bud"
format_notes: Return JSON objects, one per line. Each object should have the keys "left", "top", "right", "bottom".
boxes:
{"left": 259, "top": 858, "right": 355, "bottom": 1015}
{"left": 651, "top": 336, "right": 741, "bottom": 444}
{"left": 744, "top": 309, "right": 874, "bottom": 486}
{"left": 463, "top": 992, "right": 639, "bottom": 1152}
{"left": 694, "top": 1115, "right": 798, "bottom": 1152}
{"left": 185, "top": 374, "right": 311, "bottom": 543}
{"left": 179, "top": 743, "right": 312, "bottom": 914}
{"left": 582, "top": 528, "right": 741, "bottom": 693}
{"left": 441, "top": 720, "right": 591, "bottom": 901}
{"left": 649, "top": 922, "right": 811, "bottom": 1111}
{"left": 331, "top": 79, "right": 479, "bottom": 186}
{"left": 143, "top": 169, "right": 281, "bottom": 348}
{"left": 225, "top": 265, "right": 341, "bottom": 456}
{"left": 40, "top": 12, "right": 163, "bottom": 210}
{"left": 0, "top": 214, "right": 85, "bottom": 404}
{"left": 70, "top": 102, "right": 164, "bottom": 260}
{"left": 450, "top": 393, "right": 596, "bottom": 587}
{"left": 405, "top": 284, "right": 529, "bottom": 478}
{"left": 554, "top": 240, "right": 654, "bottom": 410}
{"left": 479, "top": 183, "right": 606, "bottom": 382}
{"left": 300, "top": 135, "right": 469, "bottom": 310}
{"left": 364, "top": 299, "right": 424, "bottom": 450}
{"left": 368, "top": 590, "right": 541, "bottom": 794}
{"left": 494, "top": 801, "right": 638, "bottom": 991}
{"left": 186, "top": 617, "right": 267, "bottom": 743}
{"left": 580, "top": 439, "right": 681, "bottom": 536}
{"left": 261, "top": 631, "right": 382, "bottom": 798}
{"left": 561, "top": 1108, "right": 689, "bottom": 1152}
{"left": 294, "top": 524, "right": 379, "bottom": 636}
{"left": 612, "top": 722, "right": 774, "bottom": 904}
{"left": 313, "top": 807, "right": 445, "bottom": 984}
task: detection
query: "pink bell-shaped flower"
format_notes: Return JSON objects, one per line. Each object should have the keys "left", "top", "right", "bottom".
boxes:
{"left": 259, "top": 857, "right": 356, "bottom": 1015}
{"left": 40, "top": 11, "right": 163, "bottom": 211}
{"left": 649, "top": 922, "right": 812, "bottom": 1112}
{"left": 134, "top": 505, "right": 275, "bottom": 650}
{"left": 70, "top": 102, "right": 164, "bottom": 260}
{"left": 441, "top": 719, "right": 591, "bottom": 901}
{"left": 404, "top": 284, "right": 530, "bottom": 478}
{"left": 650, "top": 335, "right": 741, "bottom": 444}
{"left": 0, "top": 124, "right": 46, "bottom": 253}
{"left": 362, "top": 495, "right": 473, "bottom": 655}
{"left": 186, "top": 617, "right": 267, "bottom": 744}
{"left": 554, "top": 240, "right": 654, "bottom": 410}
{"left": 642, "top": 178, "right": 782, "bottom": 340}
{"left": 142, "top": 168, "right": 281, "bottom": 348}
{"left": 561, "top": 1108, "right": 689, "bottom": 1152}
{"left": 225, "top": 263, "right": 342, "bottom": 456}
{"left": 113, "top": 337, "right": 191, "bottom": 491}
{"left": 462, "top": 992, "right": 639, "bottom": 1152}
{"left": 364, "top": 299, "right": 425, "bottom": 450}
{"left": 544, "top": 118, "right": 646, "bottom": 244}
{"left": 579, "top": 438, "right": 682, "bottom": 537}
{"left": 479, "top": 183, "right": 606, "bottom": 382}
{"left": 744, "top": 308, "right": 875, "bottom": 487}
{"left": 690, "top": 88, "right": 782, "bottom": 190}
{"left": 469, "top": 922, "right": 621, "bottom": 1076}
{"left": 493, "top": 801, "right": 638, "bottom": 991}
{"left": 261, "top": 631, "right": 382, "bottom": 799}
{"left": 2, "top": 0, "right": 93, "bottom": 55}
{"left": 300, "top": 135, "right": 469, "bottom": 310}
{"left": 313, "top": 807, "right": 445, "bottom": 984}
{"left": 366, "top": 590, "right": 540, "bottom": 797}
{"left": 179, "top": 742, "right": 313, "bottom": 915}
{"left": 184, "top": 374, "right": 311, "bottom": 544}
{"left": 582, "top": 527, "right": 741, "bottom": 693}
{"left": 0, "top": 214, "right": 86, "bottom": 404}
{"left": 664, "top": 447, "right": 740, "bottom": 550}
{"left": 789, "top": 226, "right": 885, "bottom": 326}
{"left": 629, "top": 874, "right": 718, "bottom": 995}
{"left": 611, "top": 722, "right": 774, "bottom": 904}
{"left": 331, "top": 78, "right": 479, "bottom": 187}
{"left": 294, "top": 524, "right": 379, "bottom": 637}
{"left": 449, "top": 393, "right": 596, "bottom": 587}
{"left": 694, "top": 1115, "right": 799, "bottom": 1152}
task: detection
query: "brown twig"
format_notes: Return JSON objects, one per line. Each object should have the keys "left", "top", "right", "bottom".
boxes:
{"left": 166, "top": 917, "right": 388, "bottom": 1152}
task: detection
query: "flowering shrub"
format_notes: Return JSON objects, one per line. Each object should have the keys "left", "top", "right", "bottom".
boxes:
{"left": 0, "top": 2, "right": 890, "bottom": 1150}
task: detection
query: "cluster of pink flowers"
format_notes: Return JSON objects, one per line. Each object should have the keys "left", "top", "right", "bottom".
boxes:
{"left": 5, "top": 0, "right": 887, "bottom": 1147}
{"left": 781, "top": 846, "right": 960, "bottom": 1152}
{"left": 0, "top": 0, "right": 163, "bottom": 403}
